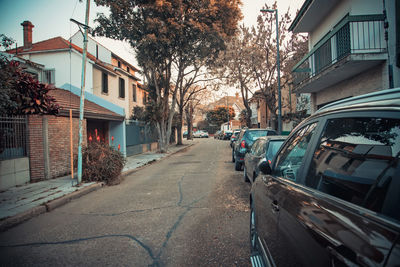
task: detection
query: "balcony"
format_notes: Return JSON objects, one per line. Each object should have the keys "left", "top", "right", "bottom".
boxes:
{"left": 292, "top": 15, "right": 387, "bottom": 93}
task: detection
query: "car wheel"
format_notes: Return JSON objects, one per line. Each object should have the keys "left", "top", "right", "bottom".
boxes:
{"left": 250, "top": 202, "right": 258, "bottom": 253}
{"left": 232, "top": 150, "right": 235, "bottom": 163}
{"left": 243, "top": 166, "right": 249, "bottom": 182}
{"left": 235, "top": 160, "right": 241, "bottom": 171}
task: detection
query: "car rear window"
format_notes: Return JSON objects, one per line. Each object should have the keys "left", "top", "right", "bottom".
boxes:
{"left": 245, "top": 130, "right": 269, "bottom": 141}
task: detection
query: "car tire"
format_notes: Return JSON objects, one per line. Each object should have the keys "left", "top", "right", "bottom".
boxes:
{"left": 250, "top": 201, "right": 258, "bottom": 253}
{"left": 243, "top": 166, "right": 249, "bottom": 183}
{"left": 235, "top": 160, "right": 241, "bottom": 171}
{"left": 232, "top": 150, "right": 235, "bottom": 163}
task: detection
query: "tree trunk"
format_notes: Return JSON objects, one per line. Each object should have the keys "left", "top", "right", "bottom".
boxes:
{"left": 246, "top": 107, "right": 252, "bottom": 128}
{"left": 176, "top": 108, "right": 183, "bottom": 145}
{"left": 185, "top": 102, "right": 194, "bottom": 140}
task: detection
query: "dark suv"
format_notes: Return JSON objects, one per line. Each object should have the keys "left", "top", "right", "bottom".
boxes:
{"left": 232, "top": 128, "right": 277, "bottom": 171}
{"left": 250, "top": 89, "right": 400, "bottom": 266}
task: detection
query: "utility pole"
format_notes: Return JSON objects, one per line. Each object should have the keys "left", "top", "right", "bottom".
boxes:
{"left": 260, "top": 9, "right": 282, "bottom": 134}
{"left": 76, "top": 0, "right": 90, "bottom": 184}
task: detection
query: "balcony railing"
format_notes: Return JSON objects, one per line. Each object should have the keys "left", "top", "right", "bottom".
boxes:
{"left": 293, "top": 15, "right": 385, "bottom": 87}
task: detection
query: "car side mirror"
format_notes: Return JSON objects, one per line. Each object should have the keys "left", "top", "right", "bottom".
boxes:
{"left": 258, "top": 158, "right": 272, "bottom": 175}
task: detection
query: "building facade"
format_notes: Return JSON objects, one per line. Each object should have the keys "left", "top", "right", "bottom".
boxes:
{"left": 290, "top": 0, "right": 399, "bottom": 112}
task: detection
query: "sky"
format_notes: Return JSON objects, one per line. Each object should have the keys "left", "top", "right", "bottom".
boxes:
{"left": 0, "top": 0, "right": 303, "bottom": 93}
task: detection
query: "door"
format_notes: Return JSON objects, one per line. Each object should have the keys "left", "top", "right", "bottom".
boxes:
{"left": 276, "top": 114, "right": 400, "bottom": 266}
{"left": 247, "top": 139, "right": 266, "bottom": 182}
{"left": 255, "top": 122, "right": 319, "bottom": 266}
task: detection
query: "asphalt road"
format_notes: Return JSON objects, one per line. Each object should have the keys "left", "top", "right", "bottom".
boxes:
{"left": 0, "top": 138, "right": 252, "bottom": 266}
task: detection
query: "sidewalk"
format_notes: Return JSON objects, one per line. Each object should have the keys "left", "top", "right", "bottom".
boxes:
{"left": 0, "top": 140, "right": 196, "bottom": 231}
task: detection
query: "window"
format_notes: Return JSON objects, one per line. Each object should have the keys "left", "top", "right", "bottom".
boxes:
{"left": 118, "top": 61, "right": 121, "bottom": 68}
{"left": 43, "top": 69, "right": 55, "bottom": 84}
{"left": 255, "top": 140, "right": 267, "bottom": 156}
{"left": 306, "top": 117, "right": 400, "bottom": 220}
{"left": 127, "top": 66, "right": 130, "bottom": 73}
{"left": 132, "top": 84, "right": 137, "bottom": 102}
{"left": 119, "top": 77, "right": 125, "bottom": 98}
{"left": 102, "top": 72, "right": 108, "bottom": 94}
{"left": 143, "top": 92, "right": 147, "bottom": 104}
{"left": 266, "top": 140, "right": 284, "bottom": 161}
{"left": 274, "top": 123, "right": 317, "bottom": 181}
{"left": 245, "top": 130, "right": 270, "bottom": 141}
{"left": 250, "top": 140, "right": 261, "bottom": 155}
{"left": 96, "top": 44, "right": 99, "bottom": 59}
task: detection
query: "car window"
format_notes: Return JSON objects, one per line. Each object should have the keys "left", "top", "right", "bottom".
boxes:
{"left": 245, "top": 130, "right": 268, "bottom": 141}
{"left": 266, "top": 140, "right": 284, "bottom": 161}
{"left": 266, "top": 130, "right": 277, "bottom": 136}
{"left": 274, "top": 123, "right": 317, "bottom": 181}
{"left": 255, "top": 140, "right": 266, "bottom": 156}
{"left": 250, "top": 140, "right": 260, "bottom": 155}
{"left": 306, "top": 117, "right": 400, "bottom": 220}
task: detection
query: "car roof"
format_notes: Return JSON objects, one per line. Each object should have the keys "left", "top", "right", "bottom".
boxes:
{"left": 316, "top": 88, "right": 400, "bottom": 114}
{"left": 244, "top": 128, "right": 275, "bottom": 132}
{"left": 256, "top": 135, "right": 287, "bottom": 141}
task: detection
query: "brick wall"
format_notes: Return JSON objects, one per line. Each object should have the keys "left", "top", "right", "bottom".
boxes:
{"left": 47, "top": 116, "right": 87, "bottom": 179}
{"left": 28, "top": 114, "right": 87, "bottom": 181}
{"left": 28, "top": 115, "right": 45, "bottom": 181}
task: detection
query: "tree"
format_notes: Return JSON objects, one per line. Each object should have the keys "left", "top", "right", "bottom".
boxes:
{"left": 184, "top": 88, "right": 210, "bottom": 139}
{"left": 0, "top": 56, "right": 59, "bottom": 116}
{"left": 211, "top": 25, "right": 254, "bottom": 127}
{"left": 94, "top": 0, "right": 242, "bottom": 152}
{"left": 249, "top": 2, "right": 306, "bottom": 128}
{"left": 130, "top": 106, "right": 146, "bottom": 121}
{"left": 206, "top": 106, "right": 235, "bottom": 128}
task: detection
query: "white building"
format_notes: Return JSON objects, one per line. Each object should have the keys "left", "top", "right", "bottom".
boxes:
{"left": 290, "top": 0, "right": 399, "bottom": 112}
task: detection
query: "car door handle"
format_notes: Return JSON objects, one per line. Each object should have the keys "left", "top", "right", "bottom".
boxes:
{"left": 271, "top": 200, "right": 280, "bottom": 212}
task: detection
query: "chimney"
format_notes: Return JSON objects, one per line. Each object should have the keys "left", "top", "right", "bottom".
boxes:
{"left": 21, "top": 21, "right": 34, "bottom": 50}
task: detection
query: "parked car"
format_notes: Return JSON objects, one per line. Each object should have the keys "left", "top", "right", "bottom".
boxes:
{"left": 193, "top": 130, "right": 209, "bottom": 138}
{"left": 222, "top": 130, "right": 233, "bottom": 140}
{"left": 183, "top": 131, "right": 188, "bottom": 138}
{"left": 200, "top": 130, "right": 209, "bottom": 138}
{"left": 193, "top": 131, "right": 201, "bottom": 138}
{"left": 230, "top": 130, "right": 241, "bottom": 148}
{"left": 250, "top": 88, "right": 400, "bottom": 267}
{"left": 232, "top": 128, "right": 277, "bottom": 171}
{"left": 214, "top": 130, "right": 221, "bottom": 139}
{"left": 243, "top": 136, "right": 285, "bottom": 183}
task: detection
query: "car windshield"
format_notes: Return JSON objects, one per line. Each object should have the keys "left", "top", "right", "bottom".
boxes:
{"left": 246, "top": 130, "right": 268, "bottom": 141}
{"left": 266, "top": 140, "right": 285, "bottom": 160}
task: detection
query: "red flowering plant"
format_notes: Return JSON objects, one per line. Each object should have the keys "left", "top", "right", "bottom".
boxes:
{"left": 0, "top": 57, "right": 59, "bottom": 116}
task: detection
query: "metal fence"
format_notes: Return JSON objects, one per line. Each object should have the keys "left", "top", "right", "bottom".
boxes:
{"left": 125, "top": 120, "right": 158, "bottom": 146}
{"left": 293, "top": 17, "right": 385, "bottom": 86}
{"left": 0, "top": 116, "right": 28, "bottom": 160}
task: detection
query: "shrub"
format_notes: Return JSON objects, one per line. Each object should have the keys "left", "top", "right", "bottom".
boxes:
{"left": 81, "top": 142, "right": 126, "bottom": 185}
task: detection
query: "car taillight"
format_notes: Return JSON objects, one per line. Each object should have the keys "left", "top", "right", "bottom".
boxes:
{"left": 241, "top": 140, "right": 246, "bottom": 148}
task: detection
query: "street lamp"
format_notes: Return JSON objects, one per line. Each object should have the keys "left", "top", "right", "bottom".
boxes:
{"left": 260, "top": 9, "right": 282, "bottom": 134}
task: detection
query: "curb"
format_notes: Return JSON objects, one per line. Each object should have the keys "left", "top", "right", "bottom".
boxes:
{"left": 121, "top": 143, "right": 195, "bottom": 177}
{"left": 45, "top": 183, "right": 104, "bottom": 212}
{"left": 0, "top": 205, "right": 46, "bottom": 233}
{"left": 0, "top": 182, "right": 103, "bottom": 232}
